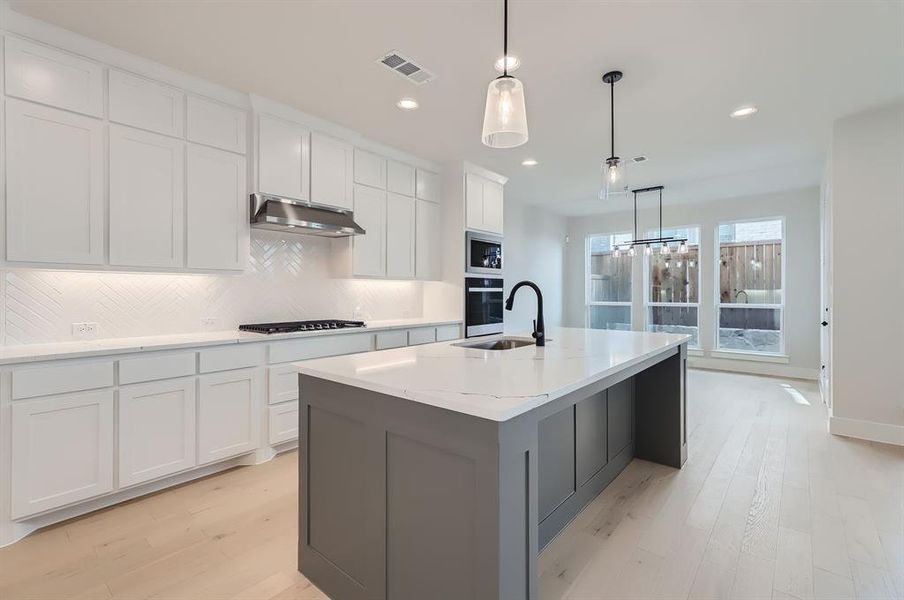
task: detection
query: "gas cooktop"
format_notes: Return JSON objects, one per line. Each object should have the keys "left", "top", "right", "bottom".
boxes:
{"left": 238, "top": 320, "right": 366, "bottom": 335}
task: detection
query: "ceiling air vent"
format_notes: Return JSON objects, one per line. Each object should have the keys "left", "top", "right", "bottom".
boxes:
{"left": 631, "top": 156, "right": 648, "bottom": 163}
{"left": 377, "top": 50, "right": 436, "bottom": 85}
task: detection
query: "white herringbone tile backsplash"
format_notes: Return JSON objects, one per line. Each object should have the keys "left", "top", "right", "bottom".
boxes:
{"left": 1, "top": 231, "right": 424, "bottom": 345}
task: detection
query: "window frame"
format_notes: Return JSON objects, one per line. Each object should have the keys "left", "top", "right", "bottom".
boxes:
{"left": 713, "top": 216, "right": 787, "bottom": 357}
{"left": 585, "top": 232, "right": 633, "bottom": 331}
{"left": 642, "top": 224, "right": 702, "bottom": 348}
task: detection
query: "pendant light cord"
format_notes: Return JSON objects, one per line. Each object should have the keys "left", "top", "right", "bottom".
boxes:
{"left": 659, "top": 188, "right": 663, "bottom": 240}
{"left": 503, "top": 0, "right": 509, "bottom": 76}
{"left": 610, "top": 80, "right": 615, "bottom": 158}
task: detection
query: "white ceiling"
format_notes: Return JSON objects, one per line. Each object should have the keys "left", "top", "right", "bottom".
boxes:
{"left": 10, "top": 1, "right": 903, "bottom": 216}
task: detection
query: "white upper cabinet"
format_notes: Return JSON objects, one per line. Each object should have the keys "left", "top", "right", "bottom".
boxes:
{"left": 5, "top": 99, "right": 104, "bottom": 265}
{"left": 186, "top": 96, "right": 247, "bottom": 154}
{"left": 465, "top": 172, "right": 504, "bottom": 235}
{"left": 415, "top": 169, "right": 439, "bottom": 203}
{"left": 109, "top": 125, "right": 185, "bottom": 268}
{"left": 482, "top": 179, "right": 504, "bottom": 234}
{"left": 187, "top": 144, "right": 247, "bottom": 271}
{"left": 353, "top": 148, "right": 386, "bottom": 189}
{"left": 258, "top": 114, "right": 310, "bottom": 201}
{"left": 387, "top": 160, "right": 416, "bottom": 197}
{"left": 416, "top": 198, "right": 441, "bottom": 280}
{"left": 353, "top": 184, "right": 387, "bottom": 277}
{"left": 386, "top": 193, "right": 415, "bottom": 279}
{"left": 4, "top": 36, "right": 104, "bottom": 117}
{"left": 108, "top": 70, "right": 184, "bottom": 137}
{"left": 310, "top": 132, "right": 353, "bottom": 210}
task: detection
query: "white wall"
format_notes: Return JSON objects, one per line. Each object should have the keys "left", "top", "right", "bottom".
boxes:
{"left": 0, "top": 230, "right": 424, "bottom": 345}
{"left": 564, "top": 188, "right": 821, "bottom": 379}
{"left": 503, "top": 200, "right": 567, "bottom": 335}
{"left": 828, "top": 102, "right": 904, "bottom": 445}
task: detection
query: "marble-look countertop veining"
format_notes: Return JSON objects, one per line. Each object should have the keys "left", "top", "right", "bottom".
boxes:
{"left": 0, "top": 318, "right": 462, "bottom": 365}
{"left": 294, "top": 327, "right": 689, "bottom": 422}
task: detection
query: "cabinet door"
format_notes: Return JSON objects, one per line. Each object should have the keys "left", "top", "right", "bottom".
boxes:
{"left": 415, "top": 169, "right": 439, "bottom": 203}
{"left": 387, "top": 160, "right": 415, "bottom": 196}
{"left": 109, "top": 125, "right": 185, "bottom": 268}
{"left": 258, "top": 114, "right": 310, "bottom": 201}
{"left": 198, "top": 368, "right": 262, "bottom": 464}
{"left": 5, "top": 99, "right": 104, "bottom": 265}
{"left": 4, "top": 37, "right": 104, "bottom": 117}
{"left": 576, "top": 391, "right": 608, "bottom": 486}
{"left": 108, "top": 69, "right": 184, "bottom": 137}
{"left": 482, "top": 180, "right": 504, "bottom": 235}
{"left": 11, "top": 389, "right": 114, "bottom": 519}
{"left": 186, "top": 96, "right": 247, "bottom": 154}
{"left": 415, "top": 198, "right": 441, "bottom": 280}
{"left": 353, "top": 148, "right": 386, "bottom": 189}
{"left": 538, "top": 406, "right": 576, "bottom": 522}
{"left": 465, "top": 173, "right": 484, "bottom": 231}
{"left": 118, "top": 377, "right": 196, "bottom": 487}
{"left": 352, "top": 185, "right": 386, "bottom": 277}
{"left": 187, "top": 144, "right": 247, "bottom": 270}
{"left": 311, "top": 133, "right": 353, "bottom": 210}
{"left": 386, "top": 193, "right": 415, "bottom": 279}
{"left": 607, "top": 379, "right": 632, "bottom": 459}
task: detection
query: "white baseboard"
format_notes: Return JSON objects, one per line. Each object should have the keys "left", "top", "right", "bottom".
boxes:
{"left": 688, "top": 356, "right": 819, "bottom": 380}
{"left": 829, "top": 415, "right": 904, "bottom": 447}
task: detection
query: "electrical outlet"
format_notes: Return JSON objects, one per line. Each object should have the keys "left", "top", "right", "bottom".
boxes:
{"left": 200, "top": 317, "right": 217, "bottom": 329}
{"left": 71, "top": 322, "right": 99, "bottom": 339}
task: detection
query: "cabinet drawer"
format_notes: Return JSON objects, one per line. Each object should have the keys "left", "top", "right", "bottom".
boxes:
{"left": 186, "top": 95, "right": 247, "bottom": 154}
{"left": 353, "top": 148, "right": 386, "bottom": 189}
{"left": 4, "top": 37, "right": 104, "bottom": 117}
{"left": 408, "top": 327, "right": 437, "bottom": 346}
{"left": 11, "top": 389, "right": 114, "bottom": 519}
{"left": 119, "top": 352, "right": 196, "bottom": 385}
{"left": 12, "top": 360, "right": 114, "bottom": 400}
{"left": 269, "top": 333, "right": 373, "bottom": 363}
{"left": 376, "top": 330, "right": 408, "bottom": 350}
{"left": 435, "top": 324, "right": 461, "bottom": 342}
{"left": 268, "top": 364, "right": 299, "bottom": 405}
{"left": 199, "top": 344, "right": 265, "bottom": 373}
{"left": 108, "top": 69, "right": 184, "bottom": 137}
{"left": 269, "top": 401, "right": 299, "bottom": 445}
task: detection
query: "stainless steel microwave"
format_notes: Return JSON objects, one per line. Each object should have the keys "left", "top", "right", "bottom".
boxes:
{"left": 466, "top": 231, "right": 503, "bottom": 276}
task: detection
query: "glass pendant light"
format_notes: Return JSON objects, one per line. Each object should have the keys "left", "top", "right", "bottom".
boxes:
{"left": 628, "top": 246, "right": 636, "bottom": 257}
{"left": 678, "top": 240, "right": 689, "bottom": 254}
{"left": 481, "top": 0, "right": 528, "bottom": 148}
{"left": 661, "top": 242, "right": 671, "bottom": 255}
{"left": 644, "top": 245, "right": 652, "bottom": 256}
{"left": 601, "top": 70, "right": 627, "bottom": 199}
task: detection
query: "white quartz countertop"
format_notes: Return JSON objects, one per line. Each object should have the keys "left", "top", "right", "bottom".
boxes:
{"left": 294, "top": 327, "right": 689, "bottom": 422}
{"left": 0, "top": 318, "right": 462, "bottom": 365}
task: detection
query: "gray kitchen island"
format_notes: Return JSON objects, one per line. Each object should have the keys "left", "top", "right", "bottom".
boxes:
{"left": 294, "top": 327, "right": 688, "bottom": 600}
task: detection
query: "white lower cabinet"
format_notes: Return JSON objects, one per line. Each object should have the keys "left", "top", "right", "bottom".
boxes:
{"left": 268, "top": 401, "right": 299, "bottom": 445}
{"left": 10, "top": 390, "right": 115, "bottom": 519}
{"left": 118, "top": 377, "right": 197, "bottom": 488}
{"left": 198, "top": 368, "right": 262, "bottom": 465}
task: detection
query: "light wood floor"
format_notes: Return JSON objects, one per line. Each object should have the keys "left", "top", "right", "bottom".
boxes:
{"left": 1, "top": 370, "right": 901, "bottom": 600}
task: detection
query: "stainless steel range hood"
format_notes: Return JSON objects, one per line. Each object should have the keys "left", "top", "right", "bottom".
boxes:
{"left": 250, "top": 193, "right": 365, "bottom": 237}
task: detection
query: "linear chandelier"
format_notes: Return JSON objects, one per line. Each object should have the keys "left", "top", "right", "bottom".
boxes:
{"left": 613, "top": 186, "right": 689, "bottom": 257}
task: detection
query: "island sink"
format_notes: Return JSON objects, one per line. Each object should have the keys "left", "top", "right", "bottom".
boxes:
{"left": 454, "top": 336, "right": 535, "bottom": 350}
{"left": 294, "top": 327, "right": 688, "bottom": 600}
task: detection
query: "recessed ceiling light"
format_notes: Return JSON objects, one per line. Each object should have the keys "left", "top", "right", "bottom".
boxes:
{"left": 730, "top": 105, "right": 758, "bottom": 119}
{"left": 521, "top": 158, "right": 538, "bottom": 167}
{"left": 494, "top": 55, "right": 521, "bottom": 73}
{"left": 396, "top": 97, "right": 419, "bottom": 110}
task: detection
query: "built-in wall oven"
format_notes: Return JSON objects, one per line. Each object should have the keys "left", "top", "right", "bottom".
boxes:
{"left": 466, "top": 231, "right": 503, "bottom": 276}
{"left": 465, "top": 277, "right": 504, "bottom": 338}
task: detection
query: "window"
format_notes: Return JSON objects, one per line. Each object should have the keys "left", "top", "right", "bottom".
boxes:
{"left": 586, "top": 232, "right": 632, "bottom": 330}
{"left": 645, "top": 227, "right": 700, "bottom": 347}
{"left": 717, "top": 219, "right": 784, "bottom": 354}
